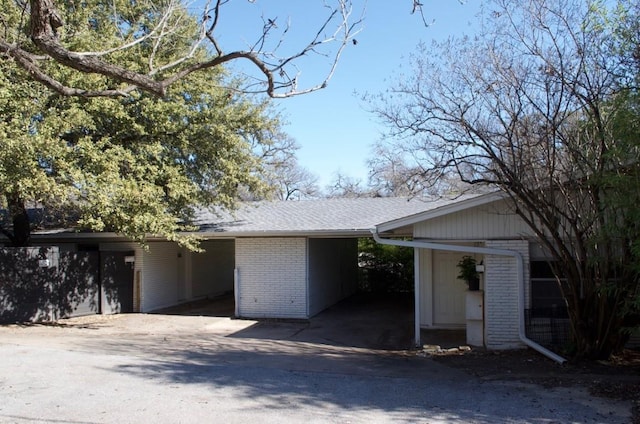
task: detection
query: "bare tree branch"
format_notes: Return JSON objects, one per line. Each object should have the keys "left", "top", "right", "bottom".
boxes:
{"left": 370, "top": 0, "right": 640, "bottom": 359}
{"left": 0, "top": 0, "right": 364, "bottom": 98}
{"left": 0, "top": 39, "right": 137, "bottom": 97}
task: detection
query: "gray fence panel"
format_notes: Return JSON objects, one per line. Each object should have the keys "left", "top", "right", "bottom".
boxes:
{"left": 1, "top": 247, "right": 134, "bottom": 322}
{"left": 0, "top": 247, "right": 59, "bottom": 323}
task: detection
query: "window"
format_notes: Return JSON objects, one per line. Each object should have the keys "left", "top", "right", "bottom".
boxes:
{"left": 530, "top": 261, "right": 565, "bottom": 311}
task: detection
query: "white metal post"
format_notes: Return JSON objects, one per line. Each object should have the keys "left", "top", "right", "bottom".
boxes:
{"left": 414, "top": 247, "right": 421, "bottom": 347}
{"left": 234, "top": 268, "right": 239, "bottom": 317}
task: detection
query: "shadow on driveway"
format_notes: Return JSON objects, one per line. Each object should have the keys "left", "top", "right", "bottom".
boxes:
{"left": 230, "top": 293, "right": 416, "bottom": 350}
{"left": 156, "top": 292, "right": 466, "bottom": 351}
{"left": 1, "top": 293, "right": 629, "bottom": 423}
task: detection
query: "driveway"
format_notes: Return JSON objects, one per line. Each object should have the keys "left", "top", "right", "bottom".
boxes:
{"left": 0, "top": 296, "right": 632, "bottom": 424}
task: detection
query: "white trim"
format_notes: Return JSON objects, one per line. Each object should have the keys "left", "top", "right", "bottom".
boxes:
{"left": 224, "top": 230, "right": 376, "bottom": 238}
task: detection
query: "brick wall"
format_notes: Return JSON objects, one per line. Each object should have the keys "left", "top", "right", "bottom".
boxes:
{"left": 484, "top": 240, "right": 530, "bottom": 349}
{"left": 235, "top": 238, "right": 308, "bottom": 319}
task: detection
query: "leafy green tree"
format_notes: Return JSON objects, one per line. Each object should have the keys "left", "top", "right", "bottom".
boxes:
{"left": 370, "top": 0, "right": 640, "bottom": 359}
{"left": 0, "top": 0, "right": 281, "bottom": 249}
{"left": 358, "top": 237, "right": 414, "bottom": 293}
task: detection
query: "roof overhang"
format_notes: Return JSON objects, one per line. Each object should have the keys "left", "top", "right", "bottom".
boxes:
{"left": 25, "top": 228, "right": 378, "bottom": 242}
{"left": 210, "top": 229, "right": 376, "bottom": 238}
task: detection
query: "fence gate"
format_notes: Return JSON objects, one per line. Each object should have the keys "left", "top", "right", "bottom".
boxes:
{"left": 100, "top": 251, "right": 135, "bottom": 314}
{"left": 58, "top": 251, "right": 100, "bottom": 319}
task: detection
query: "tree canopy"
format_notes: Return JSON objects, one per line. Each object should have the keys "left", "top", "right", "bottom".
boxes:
{"left": 370, "top": 0, "right": 640, "bottom": 359}
{"left": 0, "top": 0, "right": 284, "bottom": 249}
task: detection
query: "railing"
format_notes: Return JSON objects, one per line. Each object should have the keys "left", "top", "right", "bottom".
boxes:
{"left": 524, "top": 306, "right": 571, "bottom": 349}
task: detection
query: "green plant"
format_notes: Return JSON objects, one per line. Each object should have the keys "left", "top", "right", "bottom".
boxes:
{"left": 358, "top": 238, "right": 414, "bottom": 293}
{"left": 456, "top": 256, "right": 480, "bottom": 289}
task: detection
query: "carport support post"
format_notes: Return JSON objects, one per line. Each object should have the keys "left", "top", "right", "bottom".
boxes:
{"left": 414, "top": 247, "right": 421, "bottom": 348}
{"left": 234, "top": 268, "right": 240, "bottom": 317}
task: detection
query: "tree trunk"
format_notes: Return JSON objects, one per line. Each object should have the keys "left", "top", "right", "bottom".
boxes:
{"left": 7, "top": 193, "right": 31, "bottom": 247}
{"left": 569, "top": 277, "right": 632, "bottom": 360}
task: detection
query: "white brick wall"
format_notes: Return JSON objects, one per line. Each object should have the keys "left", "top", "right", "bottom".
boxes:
{"left": 235, "top": 238, "right": 308, "bottom": 319}
{"left": 484, "top": 240, "right": 530, "bottom": 349}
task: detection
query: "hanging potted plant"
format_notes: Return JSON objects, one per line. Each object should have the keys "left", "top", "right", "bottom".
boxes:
{"left": 456, "top": 255, "right": 480, "bottom": 291}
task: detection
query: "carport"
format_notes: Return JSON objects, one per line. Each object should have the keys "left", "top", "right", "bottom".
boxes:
{"left": 135, "top": 239, "right": 236, "bottom": 312}
{"left": 23, "top": 197, "right": 469, "bottom": 328}
{"left": 191, "top": 197, "right": 437, "bottom": 321}
{"left": 371, "top": 192, "right": 568, "bottom": 363}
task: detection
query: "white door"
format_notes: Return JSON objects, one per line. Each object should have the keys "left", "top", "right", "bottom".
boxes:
{"left": 432, "top": 251, "right": 467, "bottom": 326}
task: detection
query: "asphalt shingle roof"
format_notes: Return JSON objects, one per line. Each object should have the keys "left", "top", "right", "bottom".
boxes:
{"left": 194, "top": 195, "right": 480, "bottom": 236}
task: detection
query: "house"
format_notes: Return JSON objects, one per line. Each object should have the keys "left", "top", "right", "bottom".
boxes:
{"left": 373, "top": 191, "right": 568, "bottom": 362}
{"left": 2, "top": 193, "right": 576, "bottom": 360}
{"left": 17, "top": 196, "right": 449, "bottom": 319}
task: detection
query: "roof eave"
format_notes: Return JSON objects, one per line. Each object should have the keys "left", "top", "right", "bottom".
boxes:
{"left": 198, "top": 229, "right": 375, "bottom": 238}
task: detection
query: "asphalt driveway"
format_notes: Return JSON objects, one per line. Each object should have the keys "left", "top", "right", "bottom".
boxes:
{"left": 0, "top": 296, "right": 632, "bottom": 423}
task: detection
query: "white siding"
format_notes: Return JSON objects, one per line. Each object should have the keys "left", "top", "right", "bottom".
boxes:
{"left": 191, "top": 240, "right": 235, "bottom": 298}
{"left": 308, "top": 238, "right": 358, "bottom": 317}
{"left": 431, "top": 250, "right": 473, "bottom": 327}
{"left": 484, "top": 240, "right": 530, "bottom": 349}
{"left": 418, "top": 248, "right": 433, "bottom": 327}
{"left": 414, "top": 199, "right": 534, "bottom": 240}
{"left": 235, "top": 238, "right": 308, "bottom": 319}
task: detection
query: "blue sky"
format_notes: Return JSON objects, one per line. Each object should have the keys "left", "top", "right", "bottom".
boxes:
{"left": 214, "top": 1, "right": 484, "bottom": 187}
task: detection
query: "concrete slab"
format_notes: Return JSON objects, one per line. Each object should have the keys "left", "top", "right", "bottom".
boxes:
{"left": 151, "top": 293, "right": 468, "bottom": 351}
